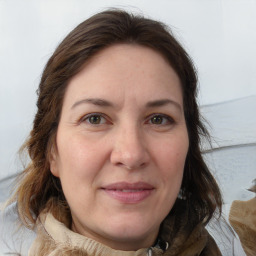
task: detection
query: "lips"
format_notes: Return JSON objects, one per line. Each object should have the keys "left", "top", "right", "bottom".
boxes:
{"left": 102, "top": 182, "right": 155, "bottom": 204}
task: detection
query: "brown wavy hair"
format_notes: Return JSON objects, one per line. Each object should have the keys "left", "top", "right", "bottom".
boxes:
{"left": 13, "top": 9, "right": 222, "bottom": 228}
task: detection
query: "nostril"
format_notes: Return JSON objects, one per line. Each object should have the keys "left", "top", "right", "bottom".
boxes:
{"left": 116, "top": 161, "right": 147, "bottom": 170}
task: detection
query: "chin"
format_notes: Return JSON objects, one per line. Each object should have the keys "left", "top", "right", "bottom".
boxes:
{"left": 103, "top": 229, "right": 156, "bottom": 251}
{"left": 103, "top": 217, "right": 159, "bottom": 246}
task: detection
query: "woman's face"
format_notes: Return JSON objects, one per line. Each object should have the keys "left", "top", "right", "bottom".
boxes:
{"left": 50, "top": 44, "right": 189, "bottom": 250}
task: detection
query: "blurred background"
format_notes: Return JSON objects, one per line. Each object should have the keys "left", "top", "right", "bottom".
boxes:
{"left": 0, "top": 0, "right": 255, "bottom": 216}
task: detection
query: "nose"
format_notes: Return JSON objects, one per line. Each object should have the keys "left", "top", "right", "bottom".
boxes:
{"left": 110, "top": 125, "right": 150, "bottom": 170}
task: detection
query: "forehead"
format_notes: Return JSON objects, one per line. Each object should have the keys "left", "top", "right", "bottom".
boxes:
{"left": 63, "top": 44, "right": 183, "bottom": 109}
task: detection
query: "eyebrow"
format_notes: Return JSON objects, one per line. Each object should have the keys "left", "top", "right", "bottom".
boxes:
{"left": 146, "top": 99, "right": 182, "bottom": 111}
{"left": 71, "top": 98, "right": 113, "bottom": 109}
{"left": 71, "top": 98, "right": 182, "bottom": 111}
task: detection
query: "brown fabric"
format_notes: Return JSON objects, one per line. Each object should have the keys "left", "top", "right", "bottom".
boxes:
{"left": 28, "top": 200, "right": 221, "bottom": 256}
{"left": 229, "top": 198, "right": 256, "bottom": 256}
{"left": 158, "top": 203, "right": 221, "bottom": 256}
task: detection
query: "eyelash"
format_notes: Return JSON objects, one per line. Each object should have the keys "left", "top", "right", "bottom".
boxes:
{"left": 79, "top": 113, "right": 175, "bottom": 126}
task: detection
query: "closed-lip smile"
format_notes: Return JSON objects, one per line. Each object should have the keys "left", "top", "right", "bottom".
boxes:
{"left": 101, "top": 182, "right": 155, "bottom": 204}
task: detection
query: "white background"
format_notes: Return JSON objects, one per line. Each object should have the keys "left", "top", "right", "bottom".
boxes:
{"left": 0, "top": 0, "right": 255, "bottom": 208}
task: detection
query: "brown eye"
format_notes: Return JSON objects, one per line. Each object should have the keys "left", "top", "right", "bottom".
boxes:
{"left": 83, "top": 114, "right": 107, "bottom": 125}
{"left": 88, "top": 115, "right": 102, "bottom": 124}
{"left": 151, "top": 115, "right": 164, "bottom": 124}
{"left": 149, "top": 114, "right": 174, "bottom": 126}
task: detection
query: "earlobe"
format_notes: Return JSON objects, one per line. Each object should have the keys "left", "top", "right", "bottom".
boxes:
{"left": 49, "top": 146, "right": 60, "bottom": 178}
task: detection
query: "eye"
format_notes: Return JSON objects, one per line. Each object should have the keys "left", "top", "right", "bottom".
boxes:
{"left": 82, "top": 113, "right": 107, "bottom": 125}
{"left": 148, "top": 114, "right": 174, "bottom": 125}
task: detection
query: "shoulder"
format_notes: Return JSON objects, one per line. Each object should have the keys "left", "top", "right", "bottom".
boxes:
{"left": 0, "top": 202, "right": 36, "bottom": 256}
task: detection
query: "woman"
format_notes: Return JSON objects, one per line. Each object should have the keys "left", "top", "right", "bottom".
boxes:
{"left": 0, "top": 9, "right": 237, "bottom": 256}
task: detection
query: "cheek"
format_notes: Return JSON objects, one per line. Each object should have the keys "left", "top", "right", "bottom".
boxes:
{"left": 158, "top": 137, "right": 188, "bottom": 166}
{"left": 155, "top": 134, "right": 188, "bottom": 182}
{"left": 55, "top": 135, "right": 105, "bottom": 208}
{"left": 56, "top": 133, "right": 105, "bottom": 181}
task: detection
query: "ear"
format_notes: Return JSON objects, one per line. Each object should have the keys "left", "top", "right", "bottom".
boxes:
{"left": 49, "top": 145, "right": 60, "bottom": 178}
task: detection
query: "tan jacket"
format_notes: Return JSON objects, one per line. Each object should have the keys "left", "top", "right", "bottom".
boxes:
{"left": 229, "top": 198, "right": 256, "bottom": 256}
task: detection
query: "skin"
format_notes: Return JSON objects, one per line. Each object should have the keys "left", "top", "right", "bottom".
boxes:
{"left": 50, "top": 44, "right": 189, "bottom": 251}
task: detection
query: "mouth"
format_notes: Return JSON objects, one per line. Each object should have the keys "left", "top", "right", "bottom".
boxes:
{"left": 101, "top": 182, "right": 155, "bottom": 204}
